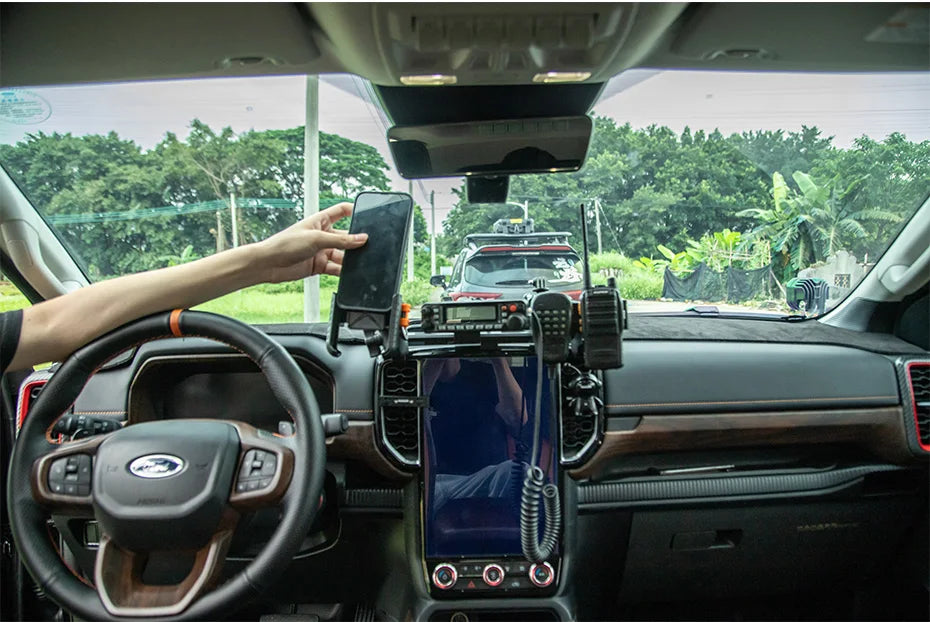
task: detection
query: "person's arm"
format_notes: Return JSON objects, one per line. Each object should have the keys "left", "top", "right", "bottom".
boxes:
{"left": 490, "top": 357, "right": 527, "bottom": 431}
{"left": 7, "top": 202, "right": 366, "bottom": 372}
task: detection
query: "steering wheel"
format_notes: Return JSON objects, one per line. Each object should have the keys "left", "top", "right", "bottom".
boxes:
{"left": 7, "top": 310, "right": 326, "bottom": 621}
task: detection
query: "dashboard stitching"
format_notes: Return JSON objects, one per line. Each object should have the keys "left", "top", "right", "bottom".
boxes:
{"left": 43, "top": 334, "right": 170, "bottom": 443}
{"left": 606, "top": 395, "right": 899, "bottom": 408}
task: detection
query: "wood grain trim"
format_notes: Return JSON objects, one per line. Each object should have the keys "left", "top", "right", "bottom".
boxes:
{"left": 326, "top": 422, "right": 412, "bottom": 483}
{"left": 94, "top": 511, "right": 236, "bottom": 617}
{"left": 569, "top": 407, "right": 913, "bottom": 480}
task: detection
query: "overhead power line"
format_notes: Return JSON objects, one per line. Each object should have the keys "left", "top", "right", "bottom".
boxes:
{"left": 46, "top": 197, "right": 346, "bottom": 226}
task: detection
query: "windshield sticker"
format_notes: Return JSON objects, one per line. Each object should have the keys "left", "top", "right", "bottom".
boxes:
{"left": 0, "top": 90, "right": 52, "bottom": 125}
{"left": 550, "top": 257, "right": 582, "bottom": 283}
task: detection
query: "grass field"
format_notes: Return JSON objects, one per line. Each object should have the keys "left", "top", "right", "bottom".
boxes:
{"left": 0, "top": 282, "right": 29, "bottom": 313}
{"left": 0, "top": 280, "right": 338, "bottom": 323}
{"left": 2, "top": 279, "right": 791, "bottom": 323}
{"left": 193, "top": 284, "right": 336, "bottom": 324}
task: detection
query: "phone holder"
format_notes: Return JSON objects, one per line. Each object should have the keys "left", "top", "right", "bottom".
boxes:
{"left": 326, "top": 292, "right": 408, "bottom": 360}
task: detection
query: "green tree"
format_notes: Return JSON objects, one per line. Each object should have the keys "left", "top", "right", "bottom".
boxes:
{"left": 730, "top": 126, "right": 835, "bottom": 187}
{"left": 444, "top": 117, "right": 770, "bottom": 259}
{"left": 793, "top": 171, "right": 900, "bottom": 259}
{"left": 1, "top": 122, "right": 395, "bottom": 278}
{"left": 810, "top": 133, "right": 930, "bottom": 259}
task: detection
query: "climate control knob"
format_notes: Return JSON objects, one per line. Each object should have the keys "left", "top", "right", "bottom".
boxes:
{"left": 432, "top": 563, "right": 457, "bottom": 590}
{"left": 529, "top": 562, "right": 554, "bottom": 588}
{"left": 482, "top": 563, "right": 505, "bottom": 587}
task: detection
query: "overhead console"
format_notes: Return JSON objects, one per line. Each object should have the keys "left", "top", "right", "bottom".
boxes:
{"left": 309, "top": 3, "right": 687, "bottom": 87}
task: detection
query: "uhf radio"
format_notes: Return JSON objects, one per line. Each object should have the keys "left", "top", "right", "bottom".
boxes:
{"left": 578, "top": 203, "right": 625, "bottom": 369}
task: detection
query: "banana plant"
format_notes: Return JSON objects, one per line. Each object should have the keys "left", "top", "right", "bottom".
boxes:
{"left": 635, "top": 244, "right": 694, "bottom": 275}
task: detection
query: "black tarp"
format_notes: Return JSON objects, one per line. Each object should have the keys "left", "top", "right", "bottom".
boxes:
{"left": 663, "top": 263, "right": 776, "bottom": 303}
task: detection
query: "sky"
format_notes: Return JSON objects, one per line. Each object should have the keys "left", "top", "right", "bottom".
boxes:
{"left": 2, "top": 70, "right": 928, "bottom": 232}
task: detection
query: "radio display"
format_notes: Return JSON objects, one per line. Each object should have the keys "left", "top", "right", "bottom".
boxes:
{"left": 444, "top": 305, "right": 497, "bottom": 322}
{"left": 422, "top": 356, "right": 557, "bottom": 558}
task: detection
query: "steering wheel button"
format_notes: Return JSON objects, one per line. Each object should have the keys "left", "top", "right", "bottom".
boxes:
{"left": 64, "top": 484, "right": 78, "bottom": 495}
{"left": 260, "top": 461, "right": 276, "bottom": 476}
{"left": 259, "top": 477, "right": 272, "bottom": 488}
{"left": 49, "top": 460, "right": 66, "bottom": 481}
{"left": 77, "top": 484, "right": 90, "bottom": 496}
{"left": 236, "top": 481, "right": 248, "bottom": 492}
{"left": 251, "top": 460, "right": 263, "bottom": 469}
{"left": 50, "top": 482, "right": 63, "bottom": 493}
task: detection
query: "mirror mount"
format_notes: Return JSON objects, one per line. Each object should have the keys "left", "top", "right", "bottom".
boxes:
{"left": 467, "top": 176, "right": 510, "bottom": 204}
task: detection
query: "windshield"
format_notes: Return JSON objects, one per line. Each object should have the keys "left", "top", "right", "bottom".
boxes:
{"left": 1, "top": 70, "right": 928, "bottom": 322}
{"left": 465, "top": 254, "right": 583, "bottom": 288}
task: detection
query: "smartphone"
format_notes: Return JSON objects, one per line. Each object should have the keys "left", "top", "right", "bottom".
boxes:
{"left": 336, "top": 192, "right": 414, "bottom": 313}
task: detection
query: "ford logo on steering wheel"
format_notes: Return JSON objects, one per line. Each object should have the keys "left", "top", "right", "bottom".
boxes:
{"left": 128, "top": 454, "right": 186, "bottom": 479}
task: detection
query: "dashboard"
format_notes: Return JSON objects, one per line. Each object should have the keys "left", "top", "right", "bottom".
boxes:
{"left": 16, "top": 309, "right": 930, "bottom": 622}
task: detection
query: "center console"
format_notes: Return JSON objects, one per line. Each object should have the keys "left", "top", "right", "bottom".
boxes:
{"left": 419, "top": 356, "right": 561, "bottom": 597}
{"left": 368, "top": 219, "right": 621, "bottom": 619}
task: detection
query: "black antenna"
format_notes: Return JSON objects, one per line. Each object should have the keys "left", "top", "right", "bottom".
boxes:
{"left": 579, "top": 203, "right": 592, "bottom": 290}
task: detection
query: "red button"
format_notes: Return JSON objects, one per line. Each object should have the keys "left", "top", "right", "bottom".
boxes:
{"left": 501, "top": 305, "right": 507, "bottom": 311}
{"left": 509, "top": 304, "right": 517, "bottom": 312}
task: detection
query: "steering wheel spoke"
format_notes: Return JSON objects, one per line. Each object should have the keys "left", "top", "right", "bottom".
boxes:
{"left": 32, "top": 434, "right": 106, "bottom": 513}
{"left": 94, "top": 515, "right": 237, "bottom": 618}
{"left": 227, "top": 422, "right": 295, "bottom": 510}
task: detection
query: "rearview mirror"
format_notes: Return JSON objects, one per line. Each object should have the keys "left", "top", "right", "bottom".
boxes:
{"left": 388, "top": 116, "right": 593, "bottom": 179}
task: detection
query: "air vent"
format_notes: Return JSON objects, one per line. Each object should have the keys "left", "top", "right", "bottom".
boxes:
{"left": 906, "top": 362, "right": 930, "bottom": 451}
{"left": 16, "top": 379, "right": 48, "bottom": 434}
{"left": 378, "top": 360, "right": 421, "bottom": 467}
{"left": 559, "top": 367, "right": 601, "bottom": 465}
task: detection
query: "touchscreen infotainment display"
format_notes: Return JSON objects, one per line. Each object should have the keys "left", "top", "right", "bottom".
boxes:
{"left": 422, "top": 356, "right": 557, "bottom": 558}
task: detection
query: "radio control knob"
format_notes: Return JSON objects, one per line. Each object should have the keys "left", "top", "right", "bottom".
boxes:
{"left": 505, "top": 313, "right": 528, "bottom": 331}
{"left": 432, "top": 563, "right": 457, "bottom": 590}
{"left": 482, "top": 563, "right": 504, "bottom": 587}
{"left": 529, "top": 562, "right": 554, "bottom": 588}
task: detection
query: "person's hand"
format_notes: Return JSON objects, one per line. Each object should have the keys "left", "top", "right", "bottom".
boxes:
{"left": 252, "top": 202, "right": 368, "bottom": 283}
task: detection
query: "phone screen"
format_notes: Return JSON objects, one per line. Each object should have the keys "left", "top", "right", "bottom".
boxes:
{"left": 336, "top": 192, "right": 413, "bottom": 312}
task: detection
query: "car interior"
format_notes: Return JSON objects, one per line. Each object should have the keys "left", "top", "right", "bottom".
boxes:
{"left": 1, "top": 3, "right": 928, "bottom": 622}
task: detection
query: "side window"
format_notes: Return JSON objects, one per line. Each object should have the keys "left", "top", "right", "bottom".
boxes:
{"left": 0, "top": 274, "right": 30, "bottom": 313}
{"left": 450, "top": 252, "right": 465, "bottom": 286}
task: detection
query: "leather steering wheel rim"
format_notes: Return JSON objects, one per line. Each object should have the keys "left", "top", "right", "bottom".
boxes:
{"left": 7, "top": 310, "right": 326, "bottom": 621}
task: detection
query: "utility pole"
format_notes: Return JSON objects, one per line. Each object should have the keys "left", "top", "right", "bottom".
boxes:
{"left": 407, "top": 180, "right": 415, "bottom": 282}
{"left": 522, "top": 200, "right": 529, "bottom": 220}
{"left": 594, "top": 198, "right": 603, "bottom": 255}
{"left": 229, "top": 191, "right": 239, "bottom": 249}
{"left": 430, "top": 190, "right": 437, "bottom": 276}
{"left": 303, "top": 75, "right": 321, "bottom": 322}
{"left": 215, "top": 210, "right": 225, "bottom": 253}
